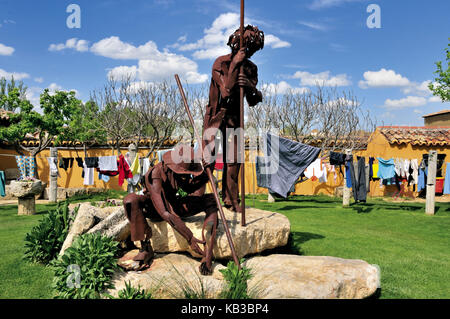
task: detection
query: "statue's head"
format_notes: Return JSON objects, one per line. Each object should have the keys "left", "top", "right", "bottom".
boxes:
{"left": 227, "top": 25, "right": 264, "bottom": 58}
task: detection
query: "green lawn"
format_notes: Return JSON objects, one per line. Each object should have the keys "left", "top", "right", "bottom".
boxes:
{"left": 0, "top": 190, "right": 127, "bottom": 299}
{"left": 0, "top": 193, "right": 449, "bottom": 299}
{"left": 252, "top": 195, "right": 450, "bottom": 299}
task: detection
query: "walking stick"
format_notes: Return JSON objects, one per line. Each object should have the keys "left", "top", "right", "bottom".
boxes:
{"left": 239, "top": 0, "right": 246, "bottom": 226}
{"left": 174, "top": 74, "right": 241, "bottom": 268}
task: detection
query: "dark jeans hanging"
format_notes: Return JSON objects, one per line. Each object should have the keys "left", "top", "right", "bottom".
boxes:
{"left": 349, "top": 157, "right": 367, "bottom": 202}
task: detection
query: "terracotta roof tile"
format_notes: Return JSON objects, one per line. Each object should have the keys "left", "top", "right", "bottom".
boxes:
{"left": 379, "top": 126, "right": 450, "bottom": 146}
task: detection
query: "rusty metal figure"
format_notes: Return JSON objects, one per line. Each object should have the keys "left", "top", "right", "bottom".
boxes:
{"left": 202, "top": 24, "right": 264, "bottom": 214}
{"left": 123, "top": 146, "right": 218, "bottom": 275}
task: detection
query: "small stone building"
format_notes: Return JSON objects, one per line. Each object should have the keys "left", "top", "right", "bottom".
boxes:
{"left": 423, "top": 110, "right": 450, "bottom": 127}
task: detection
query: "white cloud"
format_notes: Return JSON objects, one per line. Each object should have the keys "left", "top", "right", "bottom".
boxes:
{"left": 95, "top": 36, "right": 208, "bottom": 84}
{"left": 34, "top": 77, "right": 44, "bottom": 83}
{"left": 402, "top": 80, "right": 434, "bottom": 96}
{"left": 264, "top": 34, "right": 291, "bottom": 49}
{"left": 49, "top": 38, "right": 89, "bottom": 52}
{"left": 91, "top": 36, "right": 160, "bottom": 60}
{"left": 383, "top": 96, "right": 427, "bottom": 109}
{"left": 359, "top": 68, "right": 410, "bottom": 89}
{"left": 291, "top": 70, "right": 351, "bottom": 86}
{"left": 262, "top": 81, "right": 309, "bottom": 95}
{"left": 0, "top": 68, "right": 30, "bottom": 80}
{"left": 0, "top": 43, "right": 14, "bottom": 56}
{"left": 309, "top": 0, "right": 367, "bottom": 10}
{"left": 178, "top": 12, "right": 291, "bottom": 60}
{"left": 298, "top": 21, "right": 328, "bottom": 31}
{"left": 428, "top": 96, "right": 442, "bottom": 103}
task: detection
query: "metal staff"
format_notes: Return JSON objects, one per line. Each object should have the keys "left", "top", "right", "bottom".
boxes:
{"left": 174, "top": 74, "right": 241, "bottom": 268}
{"left": 239, "top": 0, "right": 246, "bottom": 226}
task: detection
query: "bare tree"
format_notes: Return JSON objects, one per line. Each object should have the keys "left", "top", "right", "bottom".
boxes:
{"left": 249, "top": 83, "right": 378, "bottom": 154}
{"left": 91, "top": 76, "right": 135, "bottom": 156}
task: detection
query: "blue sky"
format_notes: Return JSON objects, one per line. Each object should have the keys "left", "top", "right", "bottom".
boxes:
{"left": 0, "top": 0, "right": 449, "bottom": 126}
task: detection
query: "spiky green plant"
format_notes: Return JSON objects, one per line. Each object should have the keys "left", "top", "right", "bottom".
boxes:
{"left": 51, "top": 233, "right": 119, "bottom": 299}
{"left": 24, "top": 201, "right": 77, "bottom": 264}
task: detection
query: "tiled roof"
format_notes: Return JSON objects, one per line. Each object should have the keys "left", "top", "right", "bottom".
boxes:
{"left": 379, "top": 126, "right": 450, "bottom": 146}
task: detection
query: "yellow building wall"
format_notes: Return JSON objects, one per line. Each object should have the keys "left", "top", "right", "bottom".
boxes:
{"left": 1, "top": 131, "right": 448, "bottom": 198}
{"left": 364, "top": 129, "right": 450, "bottom": 197}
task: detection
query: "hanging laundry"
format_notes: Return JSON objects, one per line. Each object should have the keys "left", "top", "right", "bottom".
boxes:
{"left": 255, "top": 156, "right": 270, "bottom": 189}
{"left": 0, "top": 171, "right": 5, "bottom": 197}
{"left": 15, "top": 155, "right": 27, "bottom": 180}
{"left": 304, "top": 159, "right": 327, "bottom": 183}
{"left": 83, "top": 162, "right": 94, "bottom": 186}
{"left": 377, "top": 158, "right": 395, "bottom": 180}
{"left": 349, "top": 157, "right": 367, "bottom": 202}
{"left": 47, "top": 157, "right": 60, "bottom": 177}
{"left": 369, "top": 157, "right": 375, "bottom": 181}
{"left": 98, "top": 172, "right": 110, "bottom": 183}
{"left": 261, "top": 133, "right": 321, "bottom": 198}
{"left": 345, "top": 157, "right": 353, "bottom": 188}
{"left": 130, "top": 154, "right": 141, "bottom": 176}
{"left": 443, "top": 163, "right": 450, "bottom": 195}
{"left": 25, "top": 156, "right": 36, "bottom": 179}
{"left": 142, "top": 157, "right": 151, "bottom": 175}
{"left": 372, "top": 163, "right": 379, "bottom": 179}
{"left": 85, "top": 157, "right": 99, "bottom": 168}
{"left": 365, "top": 163, "right": 370, "bottom": 192}
{"left": 15, "top": 155, "right": 36, "bottom": 179}
{"left": 59, "top": 157, "right": 74, "bottom": 171}
{"left": 330, "top": 152, "right": 346, "bottom": 165}
{"left": 75, "top": 157, "right": 84, "bottom": 168}
{"left": 98, "top": 156, "right": 118, "bottom": 171}
{"left": 417, "top": 160, "right": 427, "bottom": 192}
{"left": 393, "top": 158, "right": 401, "bottom": 177}
{"left": 118, "top": 154, "right": 133, "bottom": 186}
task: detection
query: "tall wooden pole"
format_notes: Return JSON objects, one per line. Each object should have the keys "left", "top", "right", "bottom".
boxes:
{"left": 175, "top": 74, "right": 241, "bottom": 268}
{"left": 425, "top": 150, "right": 437, "bottom": 215}
{"left": 239, "top": 0, "right": 246, "bottom": 226}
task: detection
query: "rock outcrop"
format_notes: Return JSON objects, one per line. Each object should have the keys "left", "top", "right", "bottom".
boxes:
{"left": 107, "top": 252, "right": 380, "bottom": 299}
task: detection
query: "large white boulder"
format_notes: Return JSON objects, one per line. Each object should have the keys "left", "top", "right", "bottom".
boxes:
{"left": 107, "top": 252, "right": 380, "bottom": 299}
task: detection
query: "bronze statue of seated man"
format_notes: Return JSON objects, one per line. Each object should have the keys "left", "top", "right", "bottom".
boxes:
{"left": 123, "top": 146, "right": 218, "bottom": 275}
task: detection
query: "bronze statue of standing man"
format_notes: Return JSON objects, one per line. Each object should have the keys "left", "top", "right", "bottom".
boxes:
{"left": 203, "top": 25, "right": 264, "bottom": 213}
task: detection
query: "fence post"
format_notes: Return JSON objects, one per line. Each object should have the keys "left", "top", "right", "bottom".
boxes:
{"left": 343, "top": 149, "right": 352, "bottom": 206}
{"left": 425, "top": 150, "right": 437, "bottom": 215}
{"left": 49, "top": 147, "right": 58, "bottom": 203}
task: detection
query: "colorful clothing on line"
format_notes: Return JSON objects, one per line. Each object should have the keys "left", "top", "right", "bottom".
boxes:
{"left": 376, "top": 158, "right": 395, "bottom": 180}
{"left": 15, "top": 155, "right": 36, "bottom": 179}
{"left": 443, "top": 163, "right": 450, "bottom": 195}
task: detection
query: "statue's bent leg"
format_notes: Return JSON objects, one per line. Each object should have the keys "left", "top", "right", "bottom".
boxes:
{"left": 123, "top": 193, "right": 154, "bottom": 270}
{"left": 199, "top": 194, "right": 219, "bottom": 276}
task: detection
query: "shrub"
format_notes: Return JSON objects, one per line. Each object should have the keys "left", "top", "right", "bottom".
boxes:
{"left": 23, "top": 200, "right": 76, "bottom": 264}
{"left": 51, "top": 233, "right": 119, "bottom": 299}
{"left": 114, "top": 281, "right": 153, "bottom": 299}
{"left": 219, "top": 259, "right": 253, "bottom": 299}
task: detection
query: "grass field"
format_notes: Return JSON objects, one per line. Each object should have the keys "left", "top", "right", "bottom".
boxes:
{"left": 0, "top": 193, "right": 449, "bottom": 299}
{"left": 252, "top": 195, "right": 450, "bottom": 299}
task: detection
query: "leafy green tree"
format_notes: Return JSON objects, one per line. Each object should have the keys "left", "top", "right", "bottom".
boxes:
{"left": 0, "top": 88, "right": 83, "bottom": 157}
{"left": 0, "top": 76, "right": 28, "bottom": 112}
{"left": 59, "top": 100, "right": 107, "bottom": 156}
{"left": 429, "top": 39, "right": 450, "bottom": 102}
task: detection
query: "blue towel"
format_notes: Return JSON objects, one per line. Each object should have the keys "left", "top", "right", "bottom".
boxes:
{"left": 377, "top": 158, "right": 395, "bottom": 180}
{"left": 0, "top": 171, "right": 5, "bottom": 197}
{"left": 444, "top": 163, "right": 450, "bottom": 195}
